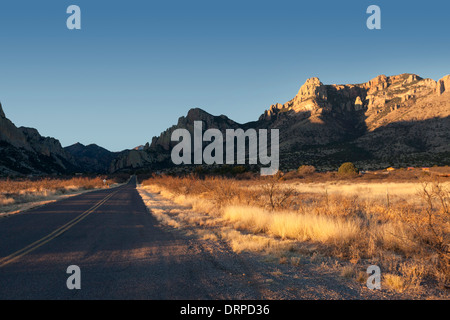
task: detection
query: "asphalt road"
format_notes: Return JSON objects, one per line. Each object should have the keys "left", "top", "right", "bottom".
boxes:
{"left": 0, "top": 176, "right": 263, "bottom": 300}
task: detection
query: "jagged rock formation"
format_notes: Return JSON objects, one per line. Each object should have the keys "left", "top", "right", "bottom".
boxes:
{"left": 119, "top": 73, "right": 448, "bottom": 172}
{"left": 0, "top": 103, "right": 30, "bottom": 150}
{"left": 437, "top": 75, "right": 450, "bottom": 95}
{"left": 150, "top": 108, "right": 242, "bottom": 151}
{"left": 259, "top": 73, "right": 449, "bottom": 169}
{"left": 109, "top": 108, "right": 243, "bottom": 173}
{"left": 0, "top": 102, "right": 78, "bottom": 175}
{"left": 260, "top": 73, "right": 437, "bottom": 122}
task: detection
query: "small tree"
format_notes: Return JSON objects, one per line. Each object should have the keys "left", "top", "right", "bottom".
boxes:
{"left": 398, "top": 178, "right": 450, "bottom": 287}
{"left": 262, "top": 176, "right": 295, "bottom": 211}
{"left": 338, "top": 162, "right": 358, "bottom": 176}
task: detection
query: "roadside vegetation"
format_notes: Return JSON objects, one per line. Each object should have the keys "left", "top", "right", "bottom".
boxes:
{"left": 0, "top": 175, "right": 125, "bottom": 215}
{"left": 138, "top": 165, "right": 449, "bottom": 296}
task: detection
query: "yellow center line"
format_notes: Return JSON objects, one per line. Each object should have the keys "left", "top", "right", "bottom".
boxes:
{"left": 0, "top": 189, "right": 121, "bottom": 268}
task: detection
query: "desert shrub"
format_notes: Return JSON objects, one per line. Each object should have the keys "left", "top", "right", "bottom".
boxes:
{"left": 234, "top": 171, "right": 256, "bottom": 180}
{"left": 261, "top": 177, "right": 296, "bottom": 211}
{"left": 297, "top": 165, "right": 316, "bottom": 175}
{"left": 231, "top": 166, "right": 247, "bottom": 175}
{"left": 281, "top": 171, "right": 300, "bottom": 180}
{"left": 384, "top": 274, "right": 407, "bottom": 292}
{"left": 397, "top": 179, "right": 450, "bottom": 286}
{"left": 0, "top": 195, "right": 15, "bottom": 206}
{"left": 214, "top": 165, "right": 233, "bottom": 176}
{"left": 338, "top": 162, "right": 359, "bottom": 176}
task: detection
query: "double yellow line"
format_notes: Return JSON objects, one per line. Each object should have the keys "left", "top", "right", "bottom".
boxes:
{"left": 0, "top": 189, "right": 120, "bottom": 268}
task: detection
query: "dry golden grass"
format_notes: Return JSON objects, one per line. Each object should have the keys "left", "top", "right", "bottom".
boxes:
{"left": 140, "top": 174, "right": 450, "bottom": 293}
{"left": 222, "top": 205, "right": 361, "bottom": 244}
{"left": 0, "top": 176, "right": 114, "bottom": 214}
{"left": 384, "top": 274, "right": 407, "bottom": 292}
{"left": 0, "top": 176, "right": 107, "bottom": 194}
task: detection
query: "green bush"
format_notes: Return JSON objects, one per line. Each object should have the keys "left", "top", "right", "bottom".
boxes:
{"left": 338, "top": 162, "right": 359, "bottom": 175}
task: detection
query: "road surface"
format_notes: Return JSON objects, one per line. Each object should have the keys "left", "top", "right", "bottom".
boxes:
{"left": 0, "top": 176, "right": 265, "bottom": 299}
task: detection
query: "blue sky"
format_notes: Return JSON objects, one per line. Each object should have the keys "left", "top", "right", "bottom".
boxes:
{"left": 0, "top": 0, "right": 449, "bottom": 151}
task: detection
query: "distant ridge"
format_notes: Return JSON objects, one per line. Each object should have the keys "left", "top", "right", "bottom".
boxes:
{"left": 64, "top": 142, "right": 119, "bottom": 173}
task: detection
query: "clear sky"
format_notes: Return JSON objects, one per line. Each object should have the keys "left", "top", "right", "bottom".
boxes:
{"left": 0, "top": 0, "right": 449, "bottom": 151}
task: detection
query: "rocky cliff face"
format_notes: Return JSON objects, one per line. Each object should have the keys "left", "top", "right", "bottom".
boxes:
{"left": 150, "top": 108, "right": 242, "bottom": 151}
{"left": 259, "top": 73, "right": 449, "bottom": 169}
{"left": 108, "top": 108, "right": 243, "bottom": 173}
{"left": 109, "top": 73, "right": 449, "bottom": 173}
{"left": 437, "top": 75, "right": 450, "bottom": 95}
{"left": 259, "top": 73, "right": 439, "bottom": 122}
{"left": 0, "top": 103, "right": 77, "bottom": 175}
{"left": 0, "top": 103, "right": 30, "bottom": 150}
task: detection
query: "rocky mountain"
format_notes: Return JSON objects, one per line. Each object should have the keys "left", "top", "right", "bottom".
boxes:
{"left": 0, "top": 102, "right": 78, "bottom": 176}
{"left": 258, "top": 73, "right": 450, "bottom": 169}
{"left": 2, "top": 72, "right": 448, "bottom": 175}
{"left": 64, "top": 143, "right": 120, "bottom": 173}
{"left": 260, "top": 74, "right": 438, "bottom": 145}
{"left": 150, "top": 108, "right": 244, "bottom": 151}
{"left": 108, "top": 108, "right": 242, "bottom": 173}
{"left": 110, "top": 73, "right": 449, "bottom": 172}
